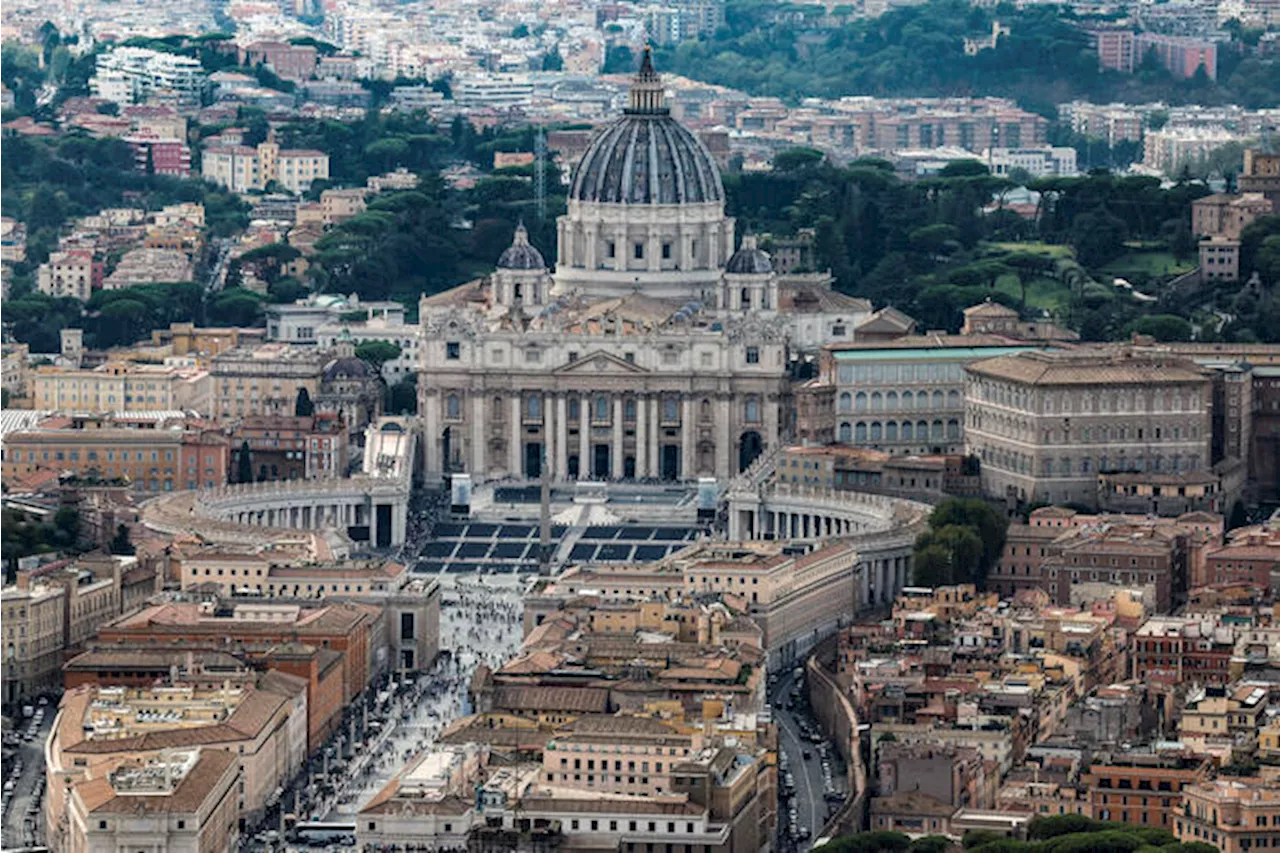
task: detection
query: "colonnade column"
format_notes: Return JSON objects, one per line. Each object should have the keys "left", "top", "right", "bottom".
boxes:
{"left": 471, "top": 395, "right": 485, "bottom": 477}
{"left": 681, "top": 396, "right": 694, "bottom": 481}
{"left": 579, "top": 394, "right": 590, "bottom": 479}
{"left": 509, "top": 396, "right": 521, "bottom": 477}
{"left": 635, "top": 396, "right": 648, "bottom": 480}
{"left": 612, "top": 397, "right": 624, "bottom": 479}
{"left": 555, "top": 395, "right": 568, "bottom": 481}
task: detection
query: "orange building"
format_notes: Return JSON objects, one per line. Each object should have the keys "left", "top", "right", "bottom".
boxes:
{"left": 1085, "top": 752, "right": 1210, "bottom": 829}
{"left": 1175, "top": 778, "right": 1280, "bottom": 852}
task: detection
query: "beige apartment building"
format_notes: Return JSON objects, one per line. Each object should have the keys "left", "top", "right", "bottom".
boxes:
{"left": 1, "top": 576, "right": 66, "bottom": 704}
{"left": 965, "top": 348, "right": 1213, "bottom": 507}
{"left": 210, "top": 344, "right": 326, "bottom": 418}
{"left": 33, "top": 360, "right": 211, "bottom": 413}
{"left": 201, "top": 132, "right": 330, "bottom": 195}
{"left": 542, "top": 716, "right": 694, "bottom": 797}
{"left": 46, "top": 673, "right": 308, "bottom": 838}
{"left": 36, "top": 249, "right": 102, "bottom": 300}
{"left": 1175, "top": 778, "right": 1280, "bottom": 852}
{"left": 59, "top": 748, "right": 241, "bottom": 853}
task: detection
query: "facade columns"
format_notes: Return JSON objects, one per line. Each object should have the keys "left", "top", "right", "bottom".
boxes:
{"left": 635, "top": 395, "right": 648, "bottom": 480}
{"left": 472, "top": 395, "right": 486, "bottom": 477}
{"left": 579, "top": 394, "right": 590, "bottom": 479}
{"left": 681, "top": 396, "right": 694, "bottom": 481}
{"left": 612, "top": 397, "right": 624, "bottom": 480}
{"left": 764, "top": 393, "right": 779, "bottom": 452}
{"left": 648, "top": 395, "right": 661, "bottom": 478}
{"left": 555, "top": 395, "right": 568, "bottom": 481}
{"left": 716, "top": 396, "right": 731, "bottom": 479}
{"left": 509, "top": 396, "right": 521, "bottom": 477}
{"left": 423, "top": 391, "right": 440, "bottom": 476}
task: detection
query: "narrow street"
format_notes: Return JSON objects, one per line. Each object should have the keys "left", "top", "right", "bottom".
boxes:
{"left": 770, "top": 668, "right": 847, "bottom": 853}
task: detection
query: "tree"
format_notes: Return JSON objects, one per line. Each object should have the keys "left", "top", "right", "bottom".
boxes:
{"left": 294, "top": 387, "right": 315, "bottom": 417}
{"left": 354, "top": 340, "right": 401, "bottom": 373}
{"left": 1125, "top": 314, "right": 1192, "bottom": 342}
{"left": 387, "top": 375, "right": 418, "bottom": 414}
{"left": 236, "top": 440, "right": 253, "bottom": 484}
{"left": 1228, "top": 500, "right": 1249, "bottom": 530}
{"left": 1071, "top": 208, "right": 1128, "bottom": 268}
{"left": 912, "top": 544, "right": 953, "bottom": 586}
{"left": 773, "top": 147, "right": 825, "bottom": 173}
{"left": 109, "top": 523, "right": 135, "bottom": 555}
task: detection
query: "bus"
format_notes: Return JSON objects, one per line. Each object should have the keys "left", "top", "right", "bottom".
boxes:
{"left": 292, "top": 821, "right": 357, "bottom": 846}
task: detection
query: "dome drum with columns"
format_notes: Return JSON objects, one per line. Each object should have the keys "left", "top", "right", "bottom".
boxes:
{"left": 553, "top": 49, "right": 735, "bottom": 302}
{"left": 415, "top": 52, "right": 865, "bottom": 485}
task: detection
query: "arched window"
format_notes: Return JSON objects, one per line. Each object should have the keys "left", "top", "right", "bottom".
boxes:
{"left": 886, "top": 421, "right": 898, "bottom": 441}
{"left": 932, "top": 390, "right": 944, "bottom": 409}
{"left": 870, "top": 422, "right": 882, "bottom": 441}
{"left": 701, "top": 399, "right": 712, "bottom": 422}
{"left": 625, "top": 398, "right": 637, "bottom": 421}
{"left": 493, "top": 396, "right": 505, "bottom": 420}
{"left": 446, "top": 394, "right": 461, "bottom": 419}
{"left": 855, "top": 422, "right": 868, "bottom": 442}
{"left": 917, "top": 392, "right": 929, "bottom": 410}
{"left": 740, "top": 287, "right": 750, "bottom": 308}
{"left": 745, "top": 397, "right": 761, "bottom": 423}
{"left": 855, "top": 392, "right": 868, "bottom": 411}
{"left": 838, "top": 392, "right": 852, "bottom": 412}
{"left": 526, "top": 395, "right": 541, "bottom": 419}
{"left": 886, "top": 391, "right": 898, "bottom": 410}
{"left": 1043, "top": 459, "right": 1054, "bottom": 476}
{"left": 870, "top": 392, "right": 883, "bottom": 411}
{"left": 568, "top": 398, "right": 580, "bottom": 419}
{"left": 1060, "top": 456, "right": 1071, "bottom": 475}
{"left": 839, "top": 422, "right": 852, "bottom": 442}
{"left": 901, "top": 390, "right": 913, "bottom": 409}
{"left": 901, "top": 421, "right": 913, "bottom": 440}
{"left": 917, "top": 420, "right": 928, "bottom": 440}
{"left": 946, "top": 419, "right": 959, "bottom": 440}
{"left": 595, "top": 395, "right": 610, "bottom": 421}
{"left": 931, "top": 420, "right": 943, "bottom": 440}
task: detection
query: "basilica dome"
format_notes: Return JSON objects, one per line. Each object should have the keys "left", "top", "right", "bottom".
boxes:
{"left": 568, "top": 50, "right": 723, "bottom": 206}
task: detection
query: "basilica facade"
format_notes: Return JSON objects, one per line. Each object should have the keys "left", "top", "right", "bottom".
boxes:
{"left": 417, "top": 53, "right": 824, "bottom": 484}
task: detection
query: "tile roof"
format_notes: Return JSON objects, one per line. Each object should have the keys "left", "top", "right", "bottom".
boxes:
{"left": 492, "top": 685, "right": 609, "bottom": 714}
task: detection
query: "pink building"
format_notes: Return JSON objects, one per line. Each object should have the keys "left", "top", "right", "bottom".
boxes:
{"left": 124, "top": 134, "right": 192, "bottom": 178}
{"left": 1136, "top": 34, "right": 1218, "bottom": 80}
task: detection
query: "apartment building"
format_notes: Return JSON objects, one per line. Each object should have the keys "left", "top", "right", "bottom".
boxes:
{"left": 1, "top": 576, "right": 66, "bottom": 704}
{"left": 36, "top": 249, "right": 103, "bottom": 300}
{"left": 210, "top": 344, "right": 326, "bottom": 418}
{"left": 1084, "top": 751, "right": 1210, "bottom": 829}
{"left": 1241, "top": 149, "right": 1280, "bottom": 207}
{"left": 1133, "top": 616, "right": 1236, "bottom": 686}
{"left": 964, "top": 347, "right": 1213, "bottom": 507}
{"left": 89, "top": 46, "right": 207, "bottom": 109}
{"left": 202, "top": 132, "right": 330, "bottom": 195}
{"left": 1191, "top": 192, "right": 1273, "bottom": 281}
{"left": 239, "top": 41, "right": 318, "bottom": 80}
{"left": 1144, "top": 126, "right": 1240, "bottom": 175}
{"left": 1175, "top": 778, "right": 1280, "bottom": 852}
{"left": 229, "top": 413, "right": 347, "bottom": 481}
{"left": 33, "top": 360, "right": 210, "bottom": 413}
{"left": 46, "top": 673, "right": 307, "bottom": 835}
{"left": 102, "top": 247, "right": 195, "bottom": 289}
{"left": 983, "top": 146, "right": 1078, "bottom": 178}
{"left": 0, "top": 415, "right": 230, "bottom": 493}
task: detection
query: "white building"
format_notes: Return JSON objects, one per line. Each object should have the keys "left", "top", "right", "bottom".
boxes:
{"left": 317, "top": 318, "right": 419, "bottom": 383}
{"left": 451, "top": 75, "right": 536, "bottom": 110}
{"left": 89, "top": 46, "right": 206, "bottom": 109}
{"left": 417, "top": 52, "right": 864, "bottom": 484}
{"left": 983, "top": 146, "right": 1078, "bottom": 179}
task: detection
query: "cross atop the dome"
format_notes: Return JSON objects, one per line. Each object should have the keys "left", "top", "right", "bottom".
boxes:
{"left": 626, "top": 46, "right": 669, "bottom": 116}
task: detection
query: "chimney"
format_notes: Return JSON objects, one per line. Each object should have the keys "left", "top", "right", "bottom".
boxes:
{"left": 15, "top": 572, "right": 31, "bottom": 591}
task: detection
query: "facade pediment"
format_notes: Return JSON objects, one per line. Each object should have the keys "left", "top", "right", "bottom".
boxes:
{"left": 553, "top": 350, "right": 649, "bottom": 375}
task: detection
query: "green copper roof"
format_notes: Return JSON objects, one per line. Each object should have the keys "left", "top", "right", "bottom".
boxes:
{"left": 831, "top": 346, "right": 1043, "bottom": 362}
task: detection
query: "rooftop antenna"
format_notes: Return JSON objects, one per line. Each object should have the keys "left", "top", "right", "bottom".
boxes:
{"left": 534, "top": 123, "right": 547, "bottom": 223}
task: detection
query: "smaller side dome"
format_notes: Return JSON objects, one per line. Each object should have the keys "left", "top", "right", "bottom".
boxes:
{"left": 725, "top": 234, "right": 772, "bottom": 274}
{"left": 497, "top": 221, "right": 546, "bottom": 271}
{"left": 324, "top": 356, "right": 376, "bottom": 381}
